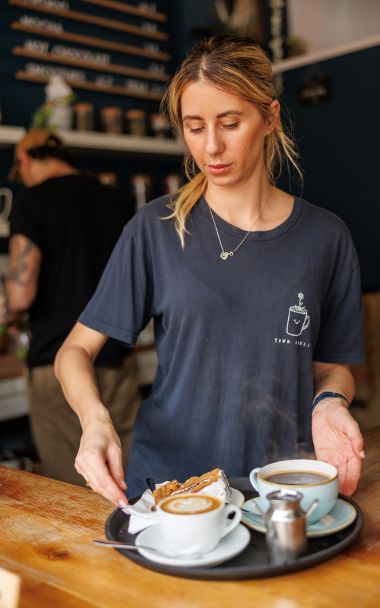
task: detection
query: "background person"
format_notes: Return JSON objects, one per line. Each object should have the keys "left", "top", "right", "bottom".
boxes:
{"left": 55, "top": 35, "right": 364, "bottom": 506}
{"left": 3, "top": 129, "right": 141, "bottom": 486}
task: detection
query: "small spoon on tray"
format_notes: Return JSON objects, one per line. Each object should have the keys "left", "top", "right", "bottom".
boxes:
{"left": 93, "top": 539, "right": 201, "bottom": 559}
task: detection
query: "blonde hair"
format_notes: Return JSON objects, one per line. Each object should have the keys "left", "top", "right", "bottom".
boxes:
{"left": 161, "top": 34, "right": 302, "bottom": 247}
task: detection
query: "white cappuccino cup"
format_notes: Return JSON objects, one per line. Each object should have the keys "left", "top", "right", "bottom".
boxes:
{"left": 156, "top": 494, "right": 241, "bottom": 556}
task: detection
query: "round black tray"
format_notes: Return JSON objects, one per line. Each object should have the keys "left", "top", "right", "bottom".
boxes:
{"left": 105, "top": 477, "right": 363, "bottom": 581}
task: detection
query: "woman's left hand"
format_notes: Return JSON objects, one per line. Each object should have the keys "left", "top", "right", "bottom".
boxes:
{"left": 312, "top": 399, "right": 365, "bottom": 496}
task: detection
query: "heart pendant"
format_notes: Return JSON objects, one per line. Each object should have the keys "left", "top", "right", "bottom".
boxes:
{"left": 220, "top": 252, "right": 229, "bottom": 260}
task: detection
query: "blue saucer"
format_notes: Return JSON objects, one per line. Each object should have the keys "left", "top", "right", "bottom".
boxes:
{"left": 242, "top": 497, "right": 357, "bottom": 537}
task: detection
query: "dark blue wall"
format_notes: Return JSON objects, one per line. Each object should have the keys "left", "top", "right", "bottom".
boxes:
{"left": 277, "top": 44, "right": 380, "bottom": 291}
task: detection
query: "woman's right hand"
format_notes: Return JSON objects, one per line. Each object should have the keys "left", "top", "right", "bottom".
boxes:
{"left": 74, "top": 417, "right": 129, "bottom": 508}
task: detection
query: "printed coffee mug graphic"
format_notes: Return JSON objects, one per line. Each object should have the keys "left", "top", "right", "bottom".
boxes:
{"left": 286, "top": 293, "right": 310, "bottom": 337}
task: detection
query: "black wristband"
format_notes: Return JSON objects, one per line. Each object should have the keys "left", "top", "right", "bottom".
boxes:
{"left": 312, "top": 391, "right": 350, "bottom": 413}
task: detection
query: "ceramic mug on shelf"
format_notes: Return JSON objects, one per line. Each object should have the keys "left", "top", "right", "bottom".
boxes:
{"left": 156, "top": 494, "right": 241, "bottom": 556}
{"left": 250, "top": 459, "right": 339, "bottom": 524}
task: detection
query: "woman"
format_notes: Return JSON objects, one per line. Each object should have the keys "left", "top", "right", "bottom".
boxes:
{"left": 55, "top": 35, "right": 365, "bottom": 507}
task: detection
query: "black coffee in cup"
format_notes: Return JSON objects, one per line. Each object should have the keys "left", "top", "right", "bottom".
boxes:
{"left": 264, "top": 471, "right": 331, "bottom": 485}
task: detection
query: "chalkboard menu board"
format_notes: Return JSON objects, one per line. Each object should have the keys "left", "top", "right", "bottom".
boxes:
{"left": 1, "top": 0, "right": 174, "bottom": 127}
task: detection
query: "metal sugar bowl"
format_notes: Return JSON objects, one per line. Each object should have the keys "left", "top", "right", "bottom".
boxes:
{"left": 253, "top": 489, "right": 318, "bottom": 564}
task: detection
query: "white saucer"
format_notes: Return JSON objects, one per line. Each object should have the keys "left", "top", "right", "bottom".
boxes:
{"left": 135, "top": 524, "right": 250, "bottom": 568}
{"left": 230, "top": 488, "right": 245, "bottom": 507}
{"left": 128, "top": 487, "right": 244, "bottom": 520}
{"left": 242, "top": 497, "right": 357, "bottom": 537}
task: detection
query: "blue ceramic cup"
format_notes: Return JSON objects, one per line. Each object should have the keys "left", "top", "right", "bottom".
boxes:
{"left": 250, "top": 459, "right": 339, "bottom": 524}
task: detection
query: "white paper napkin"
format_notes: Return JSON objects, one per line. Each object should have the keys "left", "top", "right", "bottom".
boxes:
{"left": 122, "top": 484, "right": 168, "bottom": 534}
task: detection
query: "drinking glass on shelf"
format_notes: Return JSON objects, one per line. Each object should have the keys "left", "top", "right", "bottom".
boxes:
{"left": 98, "top": 173, "right": 118, "bottom": 187}
{"left": 150, "top": 113, "right": 172, "bottom": 139}
{"left": 130, "top": 174, "right": 152, "bottom": 212}
{"left": 163, "top": 174, "right": 184, "bottom": 195}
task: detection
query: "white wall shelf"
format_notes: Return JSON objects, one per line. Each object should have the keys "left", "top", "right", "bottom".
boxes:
{"left": 0, "top": 125, "right": 26, "bottom": 147}
{"left": 0, "top": 125, "right": 185, "bottom": 156}
{"left": 272, "top": 34, "right": 380, "bottom": 73}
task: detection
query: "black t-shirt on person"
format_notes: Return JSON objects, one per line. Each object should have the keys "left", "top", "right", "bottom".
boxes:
{"left": 10, "top": 173, "right": 132, "bottom": 368}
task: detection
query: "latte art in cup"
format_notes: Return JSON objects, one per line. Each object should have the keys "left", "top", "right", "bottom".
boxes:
{"left": 157, "top": 494, "right": 242, "bottom": 556}
{"left": 161, "top": 495, "right": 221, "bottom": 514}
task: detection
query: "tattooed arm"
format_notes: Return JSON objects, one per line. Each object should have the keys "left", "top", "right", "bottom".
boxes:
{"left": 5, "top": 234, "right": 42, "bottom": 314}
{"left": 311, "top": 361, "right": 364, "bottom": 496}
{"left": 312, "top": 361, "right": 355, "bottom": 405}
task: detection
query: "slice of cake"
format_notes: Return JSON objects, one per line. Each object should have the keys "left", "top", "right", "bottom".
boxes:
{"left": 152, "top": 469, "right": 231, "bottom": 509}
{"left": 150, "top": 480, "right": 180, "bottom": 506}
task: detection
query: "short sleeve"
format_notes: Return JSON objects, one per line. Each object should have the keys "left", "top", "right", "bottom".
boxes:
{"left": 313, "top": 263, "right": 364, "bottom": 364}
{"left": 78, "top": 223, "right": 153, "bottom": 347}
{"left": 9, "top": 192, "right": 44, "bottom": 249}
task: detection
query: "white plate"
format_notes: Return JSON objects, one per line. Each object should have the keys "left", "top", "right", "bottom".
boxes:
{"left": 135, "top": 523, "right": 250, "bottom": 567}
{"left": 230, "top": 487, "right": 245, "bottom": 507}
{"left": 128, "top": 487, "right": 244, "bottom": 520}
{"left": 242, "top": 497, "right": 357, "bottom": 537}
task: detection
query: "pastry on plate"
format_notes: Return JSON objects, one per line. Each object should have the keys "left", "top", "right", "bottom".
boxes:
{"left": 152, "top": 468, "right": 231, "bottom": 509}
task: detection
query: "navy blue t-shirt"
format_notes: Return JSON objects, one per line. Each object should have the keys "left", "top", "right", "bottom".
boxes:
{"left": 79, "top": 196, "right": 364, "bottom": 498}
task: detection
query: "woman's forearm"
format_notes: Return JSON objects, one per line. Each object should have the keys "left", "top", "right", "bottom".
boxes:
{"left": 54, "top": 324, "right": 129, "bottom": 506}
{"left": 54, "top": 323, "right": 110, "bottom": 429}
{"left": 313, "top": 362, "right": 354, "bottom": 403}
{"left": 55, "top": 344, "right": 111, "bottom": 428}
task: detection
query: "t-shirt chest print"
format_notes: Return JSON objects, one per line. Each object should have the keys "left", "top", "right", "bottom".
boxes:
{"left": 274, "top": 293, "right": 311, "bottom": 349}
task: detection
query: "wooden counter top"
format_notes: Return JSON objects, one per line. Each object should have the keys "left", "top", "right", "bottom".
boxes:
{"left": 1, "top": 426, "right": 380, "bottom": 608}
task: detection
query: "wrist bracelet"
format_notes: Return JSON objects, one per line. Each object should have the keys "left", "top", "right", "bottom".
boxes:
{"left": 312, "top": 391, "right": 350, "bottom": 413}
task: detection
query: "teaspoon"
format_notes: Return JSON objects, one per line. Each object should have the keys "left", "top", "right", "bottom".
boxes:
{"left": 93, "top": 539, "right": 201, "bottom": 559}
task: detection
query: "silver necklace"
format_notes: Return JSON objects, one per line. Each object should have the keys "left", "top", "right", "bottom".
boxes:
{"left": 208, "top": 189, "right": 274, "bottom": 260}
